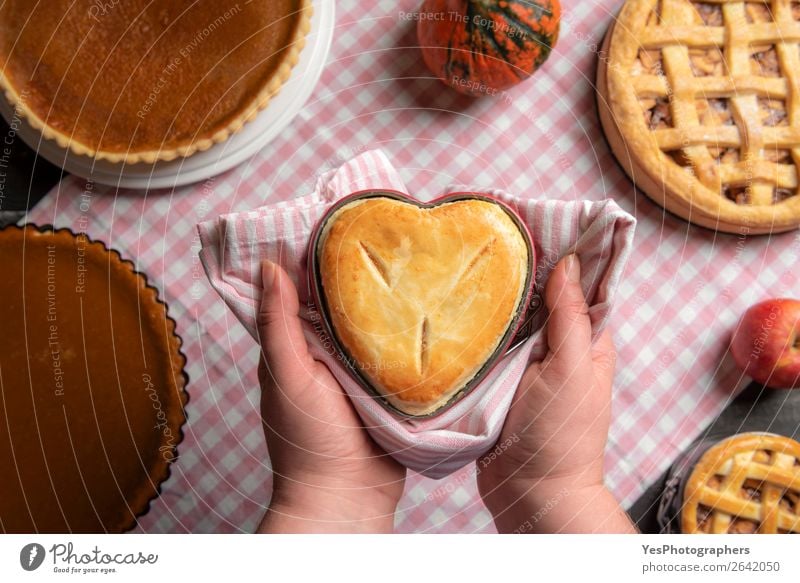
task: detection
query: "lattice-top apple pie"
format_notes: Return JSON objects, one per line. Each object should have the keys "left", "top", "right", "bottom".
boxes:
{"left": 599, "top": 0, "right": 800, "bottom": 233}
{"left": 682, "top": 433, "right": 800, "bottom": 533}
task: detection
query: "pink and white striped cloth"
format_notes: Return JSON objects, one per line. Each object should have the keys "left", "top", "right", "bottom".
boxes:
{"left": 197, "top": 149, "right": 636, "bottom": 478}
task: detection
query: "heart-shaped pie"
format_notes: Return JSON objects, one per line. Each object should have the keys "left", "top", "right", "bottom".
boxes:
{"left": 312, "top": 193, "right": 533, "bottom": 416}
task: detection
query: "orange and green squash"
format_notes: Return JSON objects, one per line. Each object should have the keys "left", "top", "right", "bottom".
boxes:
{"left": 417, "top": 0, "right": 561, "bottom": 95}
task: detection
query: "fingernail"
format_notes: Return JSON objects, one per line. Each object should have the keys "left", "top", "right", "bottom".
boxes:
{"left": 565, "top": 254, "right": 580, "bottom": 282}
{"left": 262, "top": 260, "right": 277, "bottom": 290}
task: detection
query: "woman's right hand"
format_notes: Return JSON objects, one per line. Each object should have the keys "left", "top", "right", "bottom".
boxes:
{"left": 477, "top": 255, "right": 636, "bottom": 533}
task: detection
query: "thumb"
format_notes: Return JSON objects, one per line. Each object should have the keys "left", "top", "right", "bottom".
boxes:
{"left": 544, "top": 254, "right": 593, "bottom": 364}
{"left": 257, "top": 260, "right": 316, "bottom": 387}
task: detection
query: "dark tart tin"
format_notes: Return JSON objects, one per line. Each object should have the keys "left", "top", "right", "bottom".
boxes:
{"left": 0, "top": 224, "right": 189, "bottom": 533}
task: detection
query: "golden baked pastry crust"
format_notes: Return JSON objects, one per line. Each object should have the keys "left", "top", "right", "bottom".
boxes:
{"left": 682, "top": 433, "right": 800, "bottom": 534}
{"left": 316, "top": 195, "right": 531, "bottom": 416}
{"left": 0, "top": 225, "right": 188, "bottom": 532}
{"left": 0, "top": 0, "right": 311, "bottom": 164}
{"left": 599, "top": 0, "right": 800, "bottom": 234}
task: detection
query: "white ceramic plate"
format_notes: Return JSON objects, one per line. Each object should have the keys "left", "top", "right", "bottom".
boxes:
{"left": 0, "top": 0, "right": 334, "bottom": 189}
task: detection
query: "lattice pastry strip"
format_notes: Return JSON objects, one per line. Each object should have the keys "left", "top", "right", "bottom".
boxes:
{"left": 660, "top": 0, "right": 721, "bottom": 190}
{"left": 725, "top": 1, "right": 775, "bottom": 205}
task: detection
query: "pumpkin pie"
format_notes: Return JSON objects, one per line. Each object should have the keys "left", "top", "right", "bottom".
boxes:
{"left": 0, "top": 0, "right": 312, "bottom": 163}
{"left": 681, "top": 433, "right": 800, "bottom": 534}
{"left": 598, "top": 0, "right": 800, "bottom": 234}
{"left": 0, "top": 226, "right": 188, "bottom": 533}
{"left": 311, "top": 194, "right": 533, "bottom": 417}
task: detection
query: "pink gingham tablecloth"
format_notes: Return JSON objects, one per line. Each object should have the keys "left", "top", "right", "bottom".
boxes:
{"left": 26, "top": 0, "right": 800, "bottom": 532}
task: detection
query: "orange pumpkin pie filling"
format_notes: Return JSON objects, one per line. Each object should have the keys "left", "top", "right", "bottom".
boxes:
{"left": 0, "top": 226, "right": 188, "bottom": 533}
{"left": 0, "top": 0, "right": 312, "bottom": 163}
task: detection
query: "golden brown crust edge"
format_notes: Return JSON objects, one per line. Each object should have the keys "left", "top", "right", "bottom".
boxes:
{"left": 599, "top": 3, "right": 800, "bottom": 235}
{"left": 317, "top": 197, "right": 530, "bottom": 416}
{"left": 0, "top": 1, "right": 312, "bottom": 164}
{"left": 681, "top": 433, "right": 800, "bottom": 534}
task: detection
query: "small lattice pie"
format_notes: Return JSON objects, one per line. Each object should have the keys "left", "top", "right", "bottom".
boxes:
{"left": 314, "top": 195, "right": 532, "bottom": 416}
{"left": 682, "top": 433, "right": 800, "bottom": 533}
{"left": 599, "top": 0, "right": 800, "bottom": 234}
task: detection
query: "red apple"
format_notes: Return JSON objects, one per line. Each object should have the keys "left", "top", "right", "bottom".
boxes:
{"left": 731, "top": 298, "right": 800, "bottom": 389}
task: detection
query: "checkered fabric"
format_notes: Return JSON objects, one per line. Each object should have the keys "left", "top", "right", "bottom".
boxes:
{"left": 25, "top": 0, "right": 800, "bottom": 533}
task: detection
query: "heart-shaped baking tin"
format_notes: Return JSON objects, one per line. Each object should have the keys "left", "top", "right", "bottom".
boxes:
{"left": 308, "top": 190, "right": 536, "bottom": 418}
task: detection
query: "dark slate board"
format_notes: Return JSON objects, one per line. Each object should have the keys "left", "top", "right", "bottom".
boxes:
{"left": 628, "top": 383, "right": 800, "bottom": 533}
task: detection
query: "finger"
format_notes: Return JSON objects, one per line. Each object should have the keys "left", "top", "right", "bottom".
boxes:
{"left": 544, "top": 254, "right": 593, "bottom": 363}
{"left": 591, "top": 328, "right": 617, "bottom": 387}
{"left": 257, "top": 260, "right": 316, "bottom": 387}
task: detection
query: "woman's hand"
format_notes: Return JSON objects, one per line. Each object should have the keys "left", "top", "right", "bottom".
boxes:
{"left": 477, "top": 255, "right": 636, "bottom": 533}
{"left": 255, "top": 260, "right": 406, "bottom": 533}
